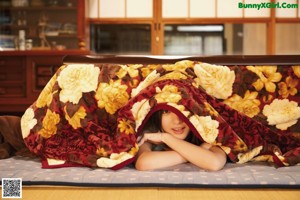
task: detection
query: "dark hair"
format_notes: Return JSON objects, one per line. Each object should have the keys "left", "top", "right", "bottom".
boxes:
{"left": 142, "top": 110, "right": 202, "bottom": 146}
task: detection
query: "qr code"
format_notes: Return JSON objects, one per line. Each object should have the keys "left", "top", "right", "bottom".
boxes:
{"left": 2, "top": 178, "right": 22, "bottom": 199}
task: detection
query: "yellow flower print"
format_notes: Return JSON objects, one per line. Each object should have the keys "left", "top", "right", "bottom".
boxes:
{"left": 194, "top": 63, "right": 235, "bottom": 99}
{"left": 118, "top": 119, "right": 134, "bottom": 135}
{"left": 97, "top": 152, "right": 134, "bottom": 168}
{"left": 129, "top": 144, "right": 139, "bottom": 156}
{"left": 57, "top": 64, "right": 100, "bottom": 104}
{"left": 220, "top": 146, "right": 231, "bottom": 155}
{"left": 158, "top": 71, "right": 187, "bottom": 81}
{"left": 234, "top": 139, "right": 248, "bottom": 152}
{"left": 129, "top": 79, "right": 139, "bottom": 88}
{"left": 167, "top": 103, "right": 190, "bottom": 117}
{"left": 262, "top": 94, "right": 274, "bottom": 104}
{"left": 21, "top": 108, "right": 37, "bottom": 138}
{"left": 237, "top": 146, "right": 263, "bottom": 164}
{"left": 64, "top": 106, "right": 87, "bottom": 129}
{"left": 252, "top": 152, "right": 288, "bottom": 166}
{"left": 292, "top": 66, "right": 300, "bottom": 78}
{"left": 204, "top": 102, "right": 219, "bottom": 117}
{"left": 278, "top": 76, "right": 298, "bottom": 98}
{"left": 38, "top": 109, "right": 60, "bottom": 138}
{"left": 246, "top": 66, "right": 282, "bottom": 93}
{"left": 141, "top": 65, "right": 158, "bottom": 78}
{"left": 36, "top": 74, "right": 58, "bottom": 108}
{"left": 162, "top": 60, "right": 193, "bottom": 72}
{"left": 224, "top": 90, "right": 261, "bottom": 118}
{"left": 131, "top": 99, "right": 151, "bottom": 131}
{"left": 116, "top": 64, "right": 142, "bottom": 79}
{"left": 263, "top": 99, "right": 300, "bottom": 130}
{"left": 212, "top": 141, "right": 231, "bottom": 154}
{"left": 189, "top": 115, "right": 219, "bottom": 143}
{"left": 252, "top": 155, "right": 274, "bottom": 163}
{"left": 155, "top": 85, "right": 182, "bottom": 104}
{"left": 95, "top": 80, "right": 129, "bottom": 115}
{"left": 131, "top": 70, "right": 160, "bottom": 98}
{"left": 96, "top": 147, "right": 108, "bottom": 157}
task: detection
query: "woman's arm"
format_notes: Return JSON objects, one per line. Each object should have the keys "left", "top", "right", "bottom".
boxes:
{"left": 162, "top": 133, "right": 227, "bottom": 171}
{"left": 136, "top": 133, "right": 227, "bottom": 171}
{"left": 135, "top": 141, "right": 187, "bottom": 171}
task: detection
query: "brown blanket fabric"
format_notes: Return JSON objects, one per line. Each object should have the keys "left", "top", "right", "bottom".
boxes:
{"left": 19, "top": 61, "right": 300, "bottom": 169}
{"left": 0, "top": 116, "right": 35, "bottom": 159}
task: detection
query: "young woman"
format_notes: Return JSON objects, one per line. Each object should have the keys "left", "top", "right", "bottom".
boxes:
{"left": 135, "top": 110, "right": 227, "bottom": 171}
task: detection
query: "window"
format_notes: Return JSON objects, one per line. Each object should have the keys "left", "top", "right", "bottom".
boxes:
{"left": 164, "top": 24, "right": 225, "bottom": 55}
{"left": 90, "top": 24, "right": 151, "bottom": 54}
{"left": 276, "top": 23, "right": 300, "bottom": 55}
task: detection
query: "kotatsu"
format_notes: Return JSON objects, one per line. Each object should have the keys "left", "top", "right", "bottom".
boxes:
{"left": 20, "top": 60, "right": 300, "bottom": 169}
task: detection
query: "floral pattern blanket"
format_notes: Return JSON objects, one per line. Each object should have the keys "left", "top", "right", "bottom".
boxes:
{"left": 21, "top": 60, "right": 300, "bottom": 169}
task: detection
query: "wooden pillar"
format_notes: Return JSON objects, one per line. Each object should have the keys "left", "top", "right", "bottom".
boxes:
{"left": 267, "top": 0, "right": 276, "bottom": 55}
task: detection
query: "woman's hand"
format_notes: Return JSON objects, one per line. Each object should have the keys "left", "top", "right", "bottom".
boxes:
{"left": 137, "top": 133, "right": 164, "bottom": 146}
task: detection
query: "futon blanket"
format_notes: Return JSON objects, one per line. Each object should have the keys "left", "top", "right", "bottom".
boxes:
{"left": 20, "top": 60, "right": 300, "bottom": 169}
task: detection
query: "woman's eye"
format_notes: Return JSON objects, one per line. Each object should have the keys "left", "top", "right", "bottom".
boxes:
{"left": 162, "top": 110, "right": 170, "bottom": 114}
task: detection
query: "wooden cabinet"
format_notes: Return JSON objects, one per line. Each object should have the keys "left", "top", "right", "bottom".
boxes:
{"left": 0, "top": 1, "right": 89, "bottom": 114}
{"left": 0, "top": 0, "right": 86, "bottom": 50}
{"left": 28, "top": 56, "right": 62, "bottom": 91}
{"left": 0, "top": 57, "right": 26, "bottom": 98}
{"left": 0, "top": 50, "right": 89, "bottom": 114}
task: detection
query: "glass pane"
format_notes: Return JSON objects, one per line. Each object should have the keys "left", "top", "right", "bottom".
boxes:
{"left": 242, "top": 23, "right": 267, "bottom": 55}
{"left": 164, "top": 23, "right": 267, "bottom": 55}
{"left": 276, "top": 23, "right": 300, "bottom": 55}
{"left": 224, "top": 23, "right": 267, "bottom": 55}
{"left": 90, "top": 24, "right": 151, "bottom": 54}
{"left": 164, "top": 24, "right": 224, "bottom": 55}
{"left": 204, "top": 36, "right": 223, "bottom": 55}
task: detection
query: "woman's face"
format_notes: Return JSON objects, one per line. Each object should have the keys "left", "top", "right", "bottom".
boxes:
{"left": 161, "top": 111, "right": 190, "bottom": 140}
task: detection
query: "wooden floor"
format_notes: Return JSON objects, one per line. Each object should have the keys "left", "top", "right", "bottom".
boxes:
{"left": 22, "top": 187, "right": 300, "bottom": 200}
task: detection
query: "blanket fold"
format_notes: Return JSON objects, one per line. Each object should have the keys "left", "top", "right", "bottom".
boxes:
{"left": 17, "top": 60, "right": 300, "bottom": 169}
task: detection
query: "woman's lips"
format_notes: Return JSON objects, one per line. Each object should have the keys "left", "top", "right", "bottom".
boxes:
{"left": 172, "top": 127, "right": 185, "bottom": 134}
